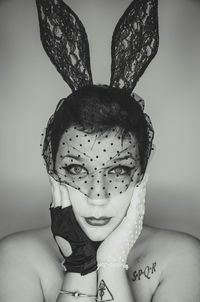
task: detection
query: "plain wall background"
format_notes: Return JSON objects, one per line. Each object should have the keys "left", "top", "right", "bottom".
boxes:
{"left": 0, "top": 0, "right": 200, "bottom": 239}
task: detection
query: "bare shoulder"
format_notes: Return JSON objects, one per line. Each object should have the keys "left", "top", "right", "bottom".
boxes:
{"left": 0, "top": 227, "right": 61, "bottom": 302}
{"left": 0, "top": 226, "right": 63, "bottom": 273}
{"left": 0, "top": 227, "right": 58, "bottom": 261}
{"left": 135, "top": 225, "right": 200, "bottom": 272}
{"left": 133, "top": 225, "right": 200, "bottom": 301}
{"left": 145, "top": 225, "right": 200, "bottom": 261}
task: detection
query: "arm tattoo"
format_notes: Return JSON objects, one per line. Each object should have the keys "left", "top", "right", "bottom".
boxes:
{"left": 132, "top": 262, "right": 157, "bottom": 282}
{"left": 97, "top": 280, "right": 114, "bottom": 302}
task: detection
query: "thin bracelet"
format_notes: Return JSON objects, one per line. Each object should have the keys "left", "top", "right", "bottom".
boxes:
{"left": 59, "top": 289, "right": 115, "bottom": 302}
{"left": 96, "top": 300, "right": 114, "bottom": 302}
{"left": 59, "top": 289, "right": 97, "bottom": 299}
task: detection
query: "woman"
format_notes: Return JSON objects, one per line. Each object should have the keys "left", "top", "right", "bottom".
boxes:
{"left": 1, "top": 87, "right": 200, "bottom": 302}
{"left": 1, "top": 0, "right": 200, "bottom": 301}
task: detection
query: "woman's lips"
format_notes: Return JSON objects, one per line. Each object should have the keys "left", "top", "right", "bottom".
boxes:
{"left": 85, "top": 217, "right": 111, "bottom": 226}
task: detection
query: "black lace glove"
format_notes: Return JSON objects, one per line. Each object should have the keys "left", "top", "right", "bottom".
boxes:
{"left": 50, "top": 205, "right": 100, "bottom": 275}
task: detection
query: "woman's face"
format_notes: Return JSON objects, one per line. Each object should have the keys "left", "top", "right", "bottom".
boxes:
{"left": 55, "top": 126, "right": 141, "bottom": 241}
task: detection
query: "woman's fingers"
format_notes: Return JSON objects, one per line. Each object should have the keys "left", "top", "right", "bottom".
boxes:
{"left": 48, "top": 175, "right": 71, "bottom": 208}
{"left": 139, "top": 173, "right": 148, "bottom": 191}
{"left": 126, "top": 173, "right": 148, "bottom": 224}
{"left": 60, "top": 184, "right": 71, "bottom": 208}
{"left": 48, "top": 175, "right": 55, "bottom": 207}
{"left": 53, "top": 180, "right": 62, "bottom": 207}
{"left": 48, "top": 175, "right": 61, "bottom": 207}
{"left": 134, "top": 173, "right": 148, "bottom": 206}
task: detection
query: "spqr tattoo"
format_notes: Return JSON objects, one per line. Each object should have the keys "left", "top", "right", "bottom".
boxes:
{"left": 132, "top": 262, "right": 157, "bottom": 281}
{"left": 98, "top": 280, "right": 114, "bottom": 302}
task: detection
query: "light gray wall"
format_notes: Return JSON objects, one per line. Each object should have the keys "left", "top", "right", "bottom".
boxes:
{"left": 0, "top": 0, "right": 200, "bottom": 239}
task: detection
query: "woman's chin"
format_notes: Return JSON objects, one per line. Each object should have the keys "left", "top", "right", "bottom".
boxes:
{"left": 84, "top": 227, "right": 112, "bottom": 242}
{"left": 89, "top": 234, "right": 107, "bottom": 242}
{"left": 77, "top": 217, "right": 117, "bottom": 241}
{"left": 89, "top": 235, "right": 107, "bottom": 242}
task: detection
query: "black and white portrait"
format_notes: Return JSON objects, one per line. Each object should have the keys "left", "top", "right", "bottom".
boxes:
{"left": 0, "top": 0, "right": 200, "bottom": 301}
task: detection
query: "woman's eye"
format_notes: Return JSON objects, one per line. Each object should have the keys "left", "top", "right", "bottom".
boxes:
{"left": 63, "top": 164, "right": 88, "bottom": 175}
{"left": 108, "top": 166, "right": 132, "bottom": 176}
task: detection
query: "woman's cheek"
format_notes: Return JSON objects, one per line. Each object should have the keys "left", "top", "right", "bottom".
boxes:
{"left": 66, "top": 184, "right": 134, "bottom": 240}
{"left": 70, "top": 200, "right": 86, "bottom": 222}
{"left": 110, "top": 188, "right": 133, "bottom": 215}
{"left": 111, "top": 200, "right": 130, "bottom": 229}
{"left": 66, "top": 184, "right": 86, "bottom": 210}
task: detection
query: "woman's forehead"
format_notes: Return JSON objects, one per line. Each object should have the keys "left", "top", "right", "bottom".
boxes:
{"left": 58, "top": 126, "right": 139, "bottom": 162}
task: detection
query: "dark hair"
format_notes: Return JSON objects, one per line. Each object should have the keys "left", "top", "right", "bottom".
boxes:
{"left": 43, "top": 85, "right": 154, "bottom": 175}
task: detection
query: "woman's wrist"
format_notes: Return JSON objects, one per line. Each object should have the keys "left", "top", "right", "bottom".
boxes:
{"left": 61, "top": 270, "right": 97, "bottom": 292}
{"left": 56, "top": 271, "right": 97, "bottom": 301}
{"left": 97, "top": 261, "right": 129, "bottom": 271}
{"left": 97, "top": 264, "right": 128, "bottom": 275}
{"left": 62, "top": 270, "right": 97, "bottom": 285}
{"left": 96, "top": 265, "right": 134, "bottom": 302}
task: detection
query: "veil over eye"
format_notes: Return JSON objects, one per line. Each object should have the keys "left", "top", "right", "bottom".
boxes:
{"left": 50, "top": 126, "right": 141, "bottom": 200}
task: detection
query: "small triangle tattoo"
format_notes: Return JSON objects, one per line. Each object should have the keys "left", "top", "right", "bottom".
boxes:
{"left": 98, "top": 280, "right": 114, "bottom": 301}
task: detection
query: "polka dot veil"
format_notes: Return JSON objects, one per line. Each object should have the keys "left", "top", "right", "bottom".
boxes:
{"left": 40, "top": 93, "right": 154, "bottom": 200}
{"left": 42, "top": 126, "right": 141, "bottom": 199}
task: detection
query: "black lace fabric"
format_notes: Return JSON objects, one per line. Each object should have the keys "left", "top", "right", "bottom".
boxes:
{"left": 110, "top": 0, "right": 159, "bottom": 91}
{"left": 36, "top": 0, "right": 93, "bottom": 91}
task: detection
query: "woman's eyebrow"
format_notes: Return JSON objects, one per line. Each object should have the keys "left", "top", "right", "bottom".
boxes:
{"left": 110, "top": 155, "right": 137, "bottom": 162}
{"left": 62, "top": 146, "right": 94, "bottom": 162}
{"left": 61, "top": 153, "right": 95, "bottom": 163}
{"left": 62, "top": 154, "right": 137, "bottom": 162}
{"left": 61, "top": 154, "right": 82, "bottom": 161}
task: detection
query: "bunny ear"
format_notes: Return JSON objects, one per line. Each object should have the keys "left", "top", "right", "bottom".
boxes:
{"left": 35, "top": 0, "right": 93, "bottom": 91}
{"left": 110, "top": 0, "right": 159, "bottom": 92}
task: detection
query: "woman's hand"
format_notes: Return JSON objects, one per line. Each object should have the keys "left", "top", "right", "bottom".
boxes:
{"left": 97, "top": 174, "right": 148, "bottom": 270}
{"left": 49, "top": 176, "right": 100, "bottom": 275}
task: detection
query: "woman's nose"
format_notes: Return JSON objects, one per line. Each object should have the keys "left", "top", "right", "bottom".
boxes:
{"left": 86, "top": 172, "right": 109, "bottom": 201}
{"left": 87, "top": 196, "right": 109, "bottom": 206}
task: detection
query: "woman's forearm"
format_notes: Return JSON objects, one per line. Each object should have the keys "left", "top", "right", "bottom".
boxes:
{"left": 97, "top": 267, "right": 135, "bottom": 302}
{"left": 56, "top": 271, "right": 97, "bottom": 302}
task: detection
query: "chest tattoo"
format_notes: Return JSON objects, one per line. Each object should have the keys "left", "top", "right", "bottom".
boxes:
{"left": 132, "top": 262, "right": 157, "bottom": 281}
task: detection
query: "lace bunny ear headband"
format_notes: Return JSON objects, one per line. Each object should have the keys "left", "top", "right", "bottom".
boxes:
{"left": 36, "top": 0, "right": 159, "bottom": 91}
{"left": 36, "top": 0, "right": 159, "bottom": 199}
